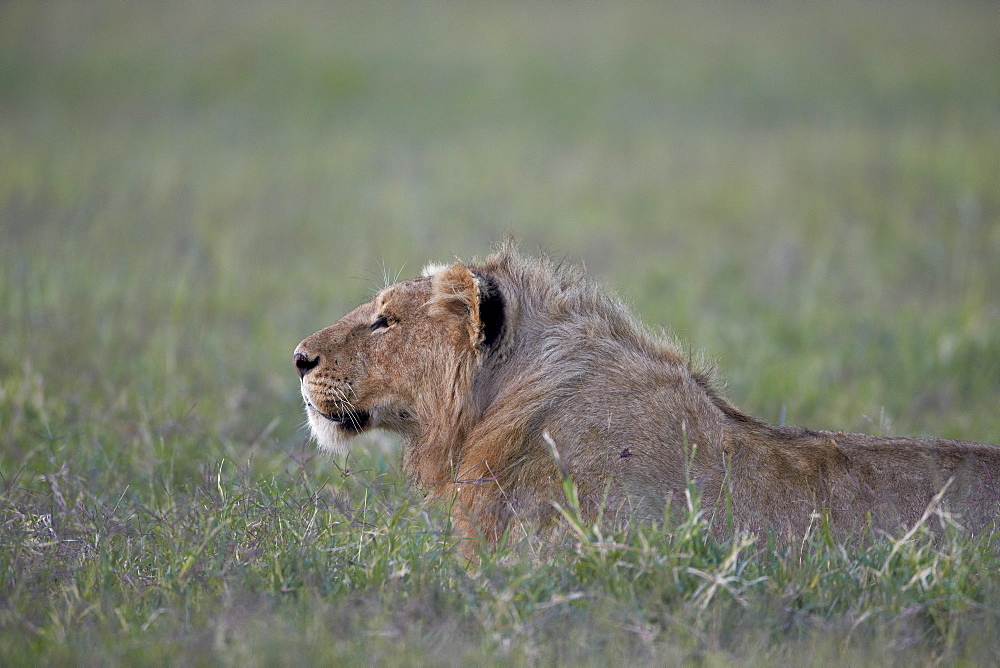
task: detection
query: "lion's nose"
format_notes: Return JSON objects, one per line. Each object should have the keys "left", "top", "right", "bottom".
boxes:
{"left": 294, "top": 351, "right": 320, "bottom": 379}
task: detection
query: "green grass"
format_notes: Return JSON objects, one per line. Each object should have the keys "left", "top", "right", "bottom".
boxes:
{"left": 2, "top": 1, "right": 998, "bottom": 664}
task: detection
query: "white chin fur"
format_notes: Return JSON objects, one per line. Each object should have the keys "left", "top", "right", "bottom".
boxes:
{"left": 306, "top": 408, "right": 348, "bottom": 456}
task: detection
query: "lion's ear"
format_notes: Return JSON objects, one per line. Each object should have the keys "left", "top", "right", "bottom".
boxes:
{"left": 429, "top": 263, "right": 483, "bottom": 344}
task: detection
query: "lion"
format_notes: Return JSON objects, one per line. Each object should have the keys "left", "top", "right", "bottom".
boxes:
{"left": 294, "top": 242, "right": 1000, "bottom": 553}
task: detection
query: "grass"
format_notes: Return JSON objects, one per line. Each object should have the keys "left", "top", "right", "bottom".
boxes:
{"left": 2, "top": 1, "right": 998, "bottom": 664}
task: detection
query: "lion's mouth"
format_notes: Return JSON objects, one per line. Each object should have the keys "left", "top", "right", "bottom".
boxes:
{"left": 305, "top": 400, "right": 371, "bottom": 432}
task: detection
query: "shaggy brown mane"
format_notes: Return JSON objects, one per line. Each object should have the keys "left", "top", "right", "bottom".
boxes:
{"left": 295, "top": 242, "right": 1000, "bottom": 556}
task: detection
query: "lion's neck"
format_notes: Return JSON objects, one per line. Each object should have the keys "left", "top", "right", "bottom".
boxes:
{"left": 401, "top": 417, "right": 482, "bottom": 494}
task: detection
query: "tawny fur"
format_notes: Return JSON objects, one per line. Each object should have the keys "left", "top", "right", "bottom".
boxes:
{"left": 295, "top": 242, "right": 1000, "bottom": 553}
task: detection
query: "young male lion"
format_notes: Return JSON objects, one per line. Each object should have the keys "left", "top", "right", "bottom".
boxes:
{"left": 294, "top": 243, "right": 999, "bottom": 552}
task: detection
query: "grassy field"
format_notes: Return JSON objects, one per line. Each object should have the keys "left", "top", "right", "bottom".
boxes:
{"left": 2, "top": 1, "right": 999, "bottom": 664}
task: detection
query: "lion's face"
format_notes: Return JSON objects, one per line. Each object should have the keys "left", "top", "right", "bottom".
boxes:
{"left": 294, "top": 264, "right": 497, "bottom": 454}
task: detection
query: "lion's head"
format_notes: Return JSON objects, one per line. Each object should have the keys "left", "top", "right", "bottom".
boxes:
{"left": 294, "top": 262, "right": 504, "bottom": 456}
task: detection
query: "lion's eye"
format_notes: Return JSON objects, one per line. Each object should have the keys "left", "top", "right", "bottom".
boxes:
{"left": 370, "top": 315, "right": 391, "bottom": 331}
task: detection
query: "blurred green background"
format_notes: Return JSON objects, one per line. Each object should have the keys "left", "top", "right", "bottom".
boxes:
{"left": 2, "top": 1, "right": 998, "bottom": 482}
{"left": 2, "top": 2, "right": 999, "bottom": 663}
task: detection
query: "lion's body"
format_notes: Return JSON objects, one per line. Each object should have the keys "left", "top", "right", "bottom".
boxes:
{"left": 295, "top": 244, "right": 1000, "bottom": 551}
